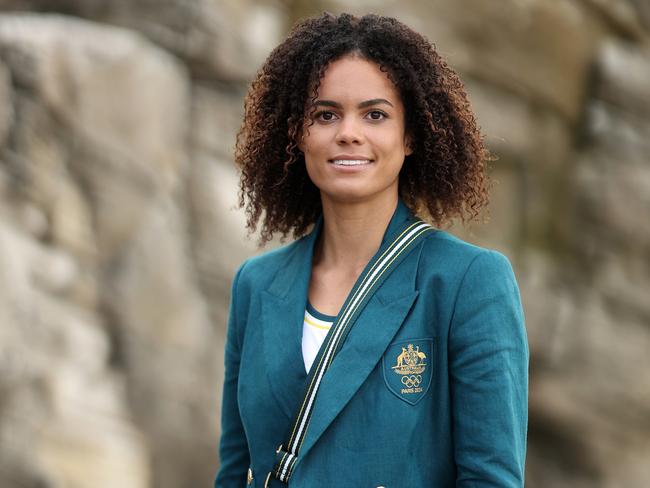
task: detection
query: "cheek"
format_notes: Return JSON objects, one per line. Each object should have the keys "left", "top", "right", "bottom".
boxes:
{"left": 301, "top": 122, "right": 327, "bottom": 145}
{"left": 376, "top": 132, "right": 408, "bottom": 161}
{"left": 302, "top": 133, "right": 329, "bottom": 176}
{"left": 303, "top": 157, "right": 324, "bottom": 187}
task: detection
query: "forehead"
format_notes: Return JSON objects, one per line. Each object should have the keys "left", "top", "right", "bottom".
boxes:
{"left": 315, "top": 55, "right": 401, "bottom": 103}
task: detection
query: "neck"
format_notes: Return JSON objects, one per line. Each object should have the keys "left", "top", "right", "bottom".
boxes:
{"left": 314, "top": 193, "right": 399, "bottom": 274}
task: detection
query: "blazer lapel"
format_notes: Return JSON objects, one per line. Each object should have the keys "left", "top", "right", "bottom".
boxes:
{"left": 296, "top": 199, "right": 424, "bottom": 459}
{"left": 260, "top": 216, "right": 322, "bottom": 419}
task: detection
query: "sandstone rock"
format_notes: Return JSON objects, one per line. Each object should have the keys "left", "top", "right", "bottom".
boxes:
{"left": 0, "top": 0, "right": 288, "bottom": 80}
{"left": 596, "top": 40, "right": 650, "bottom": 117}
{"left": 104, "top": 198, "right": 222, "bottom": 488}
{"left": 629, "top": 0, "right": 650, "bottom": 31}
{"left": 0, "top": 61, "right": 12, "bottom": 146}
{"left": 573, "top": 42, "right": 650, "bottom": 250}
{"left": 189, "top": 155, "right": 259, "bottom": 276}
{"left": 0, "top": 13, "right": 189, "bottom": 188}
{"left": 0, "top": 14, "right": 191, "bottom": 262}
{"left": 0, "top": 12, "right": 195, "bottom": 488}
{"left": 190, "top": 82, "right": 244, "bottom": 161}
{"left": 523, "top": 35, "right": 650, "bottom": 488}
{"left": 0, "top": 219, "right": 150, "bottom": 488}
{"left": 0, "top": 14, "right": 226, "bottom": 488}
{"left": 116, "top": 0, "right": 286, "bottom": 80}
{"left": 582, "top": 0, "right": 648, "bottom": 38}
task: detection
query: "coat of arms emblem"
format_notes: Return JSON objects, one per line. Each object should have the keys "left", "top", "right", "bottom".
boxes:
{"left": 392, "top": 343, "right": 427, "bottom": 374}
{"left": 382, "top": 339, "right": 434, "bottom": 405}
{"left": 392, "top": 343, "right": 426, "bottom": 390}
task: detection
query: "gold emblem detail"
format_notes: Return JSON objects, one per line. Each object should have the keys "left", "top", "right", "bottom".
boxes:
{"left": 247, "top": 468, "right": 253, "bottom": 485}
{"left": 392, "top": 343, "right": 427, "bottom": 394}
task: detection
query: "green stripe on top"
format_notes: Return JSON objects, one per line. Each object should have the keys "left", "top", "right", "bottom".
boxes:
{"left": 306, "top": 301, "right": 337, "bottom": 322}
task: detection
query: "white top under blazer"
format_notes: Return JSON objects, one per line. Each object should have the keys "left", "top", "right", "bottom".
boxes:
{"left": 301, "top": 302, "right": 335, "bottom": 373}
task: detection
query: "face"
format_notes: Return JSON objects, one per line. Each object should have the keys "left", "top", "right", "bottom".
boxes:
{"left": 298, "top": 54, "right": 412, "bottom": 206}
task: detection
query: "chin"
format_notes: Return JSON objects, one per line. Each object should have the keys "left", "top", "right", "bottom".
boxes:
{"left": 319, "top": 185, "right": 393, "bottom": 205}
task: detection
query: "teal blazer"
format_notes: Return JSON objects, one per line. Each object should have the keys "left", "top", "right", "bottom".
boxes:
{"left": 215, "top": 199, "right": 528, "bottom": 487}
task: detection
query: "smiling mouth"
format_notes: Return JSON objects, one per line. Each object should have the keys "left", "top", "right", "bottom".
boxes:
{"left": 328, "top": 159, "right": 374, "bottom": 166}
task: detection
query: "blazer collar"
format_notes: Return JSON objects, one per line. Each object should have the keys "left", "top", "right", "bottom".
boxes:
{"left": 260, "top": 197, "right": 422, "bottom": 455}
{"left": 266, "top": 197, "right": 413, "bottom": 299}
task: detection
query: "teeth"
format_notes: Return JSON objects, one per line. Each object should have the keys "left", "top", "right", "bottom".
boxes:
{"left": 331, "top": 159, "right": 372, "bottom": 166}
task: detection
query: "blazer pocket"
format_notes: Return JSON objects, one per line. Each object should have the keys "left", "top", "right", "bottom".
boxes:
{"left": 382, "top": 338, "right": 435, "bottom": 405}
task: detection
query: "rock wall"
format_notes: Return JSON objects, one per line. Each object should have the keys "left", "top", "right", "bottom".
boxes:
{"left": 0, "top": 1, "right": 648, "bottom": 487}
{"left": 523, "top": 39, "right": 650, "bottom": 488}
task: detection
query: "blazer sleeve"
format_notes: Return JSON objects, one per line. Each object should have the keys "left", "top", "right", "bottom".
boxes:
{"left": 449, "top": 250, "right": 529, "bottom": 487}
{"left": 214, "top": 262, "right": 250, "bottom": 488}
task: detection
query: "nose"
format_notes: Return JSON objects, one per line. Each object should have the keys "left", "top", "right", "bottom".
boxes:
{"left": 336, "top": 115, "right": 364, "bottom": 145}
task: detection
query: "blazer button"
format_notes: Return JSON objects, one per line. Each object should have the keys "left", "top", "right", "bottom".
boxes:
{"left": 247, "top": 468, "right": 254, "bottom": 485}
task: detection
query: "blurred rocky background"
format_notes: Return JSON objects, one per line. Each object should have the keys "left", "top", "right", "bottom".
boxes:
{"left": 0, "top": 1, "right": 648, "bottom": 487}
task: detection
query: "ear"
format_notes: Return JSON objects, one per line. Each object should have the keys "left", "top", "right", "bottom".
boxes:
{"left": 404, "top": 133, "right": 414, "bottom": 156}
{"left": 296, "top": 128, "right": 306, "bottom": 153}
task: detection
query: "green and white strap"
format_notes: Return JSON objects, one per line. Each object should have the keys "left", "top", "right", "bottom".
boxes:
{"left": 270, "top": 218, "right": 433, "bottom": 485}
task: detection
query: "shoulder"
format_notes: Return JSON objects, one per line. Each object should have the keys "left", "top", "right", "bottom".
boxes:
{"left": 232, "top": 235, "right": 307, "bottom": 293}
{"left": 418, "top": 229, "right": 518, "bottom": 290}
{"left": 421, "top": 229, "right": 514, "bottom": 271}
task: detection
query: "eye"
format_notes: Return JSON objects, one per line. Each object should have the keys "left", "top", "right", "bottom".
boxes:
{"left": 314, "top": 110, "right": 337, "bottom": 122}
{"left": 366, "top": 110, "right": 387, "bottom": 121}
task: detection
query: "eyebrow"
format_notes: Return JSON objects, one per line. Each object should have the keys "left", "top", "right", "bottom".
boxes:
{"left": 313, "top": 98, "right": 394, "bottom": 109}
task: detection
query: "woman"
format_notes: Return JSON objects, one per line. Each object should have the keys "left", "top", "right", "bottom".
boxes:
{"left": 216, "top": 12, "right": 528, "bottom": 488}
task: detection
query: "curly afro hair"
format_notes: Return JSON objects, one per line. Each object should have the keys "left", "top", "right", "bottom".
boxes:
{"left": 235, "top": 12, "right": 491, "bottom": 244}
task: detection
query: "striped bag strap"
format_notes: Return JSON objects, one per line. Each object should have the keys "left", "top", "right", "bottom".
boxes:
{"left": 267, "top": 218, "right": 434, "bottom": 486}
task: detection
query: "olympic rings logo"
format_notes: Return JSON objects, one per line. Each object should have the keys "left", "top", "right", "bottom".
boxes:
{"left": 400, "top": 374, "right": 422, "bottom": 387}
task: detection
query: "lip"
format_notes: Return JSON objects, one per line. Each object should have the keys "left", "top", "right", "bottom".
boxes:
{"left": 328, "top": 155, "right": 374, "bottom": 162}
{"left": 327, "top": 157, "right": 375, "bottom": 172}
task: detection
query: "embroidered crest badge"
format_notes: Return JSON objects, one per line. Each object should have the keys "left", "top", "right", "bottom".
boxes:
{"left": 382, "top": 339, "right": 434, "bottom": 405}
